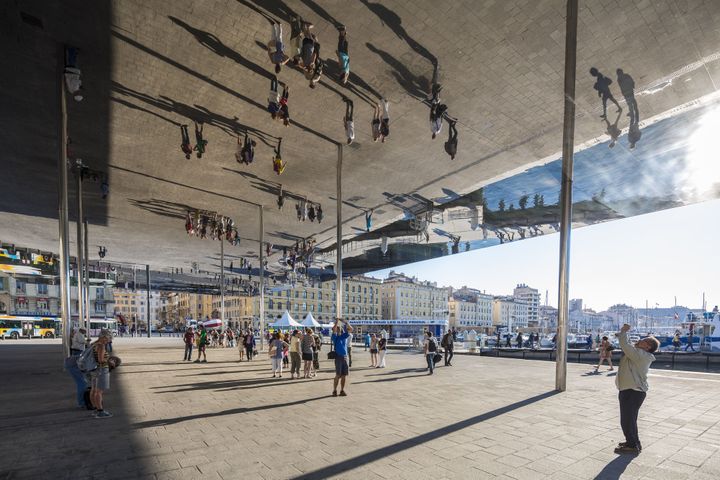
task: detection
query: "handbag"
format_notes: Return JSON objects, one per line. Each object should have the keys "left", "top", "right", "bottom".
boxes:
{"left": 327, "top": 340, "right": 336, "bottom": 360}
{"left": 433, "top": 352, "right": 442, "bottom": 364}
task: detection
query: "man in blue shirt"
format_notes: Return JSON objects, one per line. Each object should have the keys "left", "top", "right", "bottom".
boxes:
{"left": 331, "top": 319, "right": 353, "bottom": 397}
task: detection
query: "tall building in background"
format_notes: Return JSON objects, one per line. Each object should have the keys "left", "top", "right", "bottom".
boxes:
{"left": 448, "top": 286, "right": 493, "bottom": 331}
{"left": 493, "top": 296, "right": 529, "bottom": 330}
{"left": 380, "top": 271, "right": 449, "bottom": 322}
{"left": 513, "top": 284, "right": 540, "bottom": 326}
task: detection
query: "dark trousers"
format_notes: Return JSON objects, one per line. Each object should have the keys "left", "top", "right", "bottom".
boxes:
{"left": 246, "top": 346, "right": 253, "bottom": 360}
{"left": 184, "top": 344, "right": 193, "bottom": 360}
{"left": 619, "top": 389, "right": 646, "bottom": 448}
{"left": 444, "top": 348, "right": 453, "bottom": 365}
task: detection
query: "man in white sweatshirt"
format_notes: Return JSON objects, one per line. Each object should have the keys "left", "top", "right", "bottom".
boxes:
{"left": 615, "top": 323, "right": 659, "bottom": 454}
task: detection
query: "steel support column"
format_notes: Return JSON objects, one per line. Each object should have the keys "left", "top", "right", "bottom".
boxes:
{"left": 220, "top": 238, "right": 225, "bottom": 328}
{"left": 555, "top": 0, "right": 579, "bottom": 392}
{"left": 74, "top": 163, "right": 87, "bottom": 336}
{"left": 58, "top": 47, "right": 72, "bottom": 359}
{"left": 336, "top": 145, "right": 343, "bottom": 320}
{"left": 83, "top": 218, "right": 90, "bottom": 330}
{"left": 146, "top": 264, "right": 151, "bottom": 338}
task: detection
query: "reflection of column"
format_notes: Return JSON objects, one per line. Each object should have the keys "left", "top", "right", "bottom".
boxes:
{"left": 220, "top": 239, "right": 225, "bottom": 327}
{"left": 58, "top": 49, "right": 72, "bottom": 358}
{"left": 259, "top": 206, "right": 265, "bottom": 350}
{"left": 336, "top": 145, "right": 343, "bottom": 320}
{"left": 83, "top": 218, "right": 90, "bottom": 328}
{"left": 555, "top": 0, "right": 578, "bottom": 393}
{"left": 75, "top": 163, "right": 87, "bottom": 335}
{"left": 146, "top": 265, "right": 151, "bottom": 338}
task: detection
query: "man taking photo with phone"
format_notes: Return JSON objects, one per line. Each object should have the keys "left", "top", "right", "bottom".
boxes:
{"left": 331, "top": 318, "right": 353, "bottom": 397}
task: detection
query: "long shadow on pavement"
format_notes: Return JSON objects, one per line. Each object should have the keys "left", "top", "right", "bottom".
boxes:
{"left": 134, "top": 395, "right": 328, "bottom": 428}
{"left": 290, "top": 390, "right": 559, "bottom": 480}
{"left": 593, "top": 455, "right": 634, "bottom": 479}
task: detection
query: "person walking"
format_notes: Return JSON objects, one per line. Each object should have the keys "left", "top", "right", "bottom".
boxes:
{"left": 267, "top": 22, "right": 289, "bottom": 73}
{"left": 616, "top": 68, "right": 639, "bottom": 125}
{"left": 595, "top": 336, "right": 614, "bottom": 372}
{"left": 88, "top": 329, "right": 113, "bottom": 418}
{"left": 424, "top": 331, "right": 438, "bottom": 375}
{"left": 331, "top": 320, "right": 353, "bottom": 397}
{"left": 269, "top": 332, "right": 289, "bottom": 378}
{"left": 442, "top": 330, "right": 454, "bottom": 366}
{"left": 282, "top": 332, "right": 290, "bottom": 368}
{"left": 369, "top": 333, "right": 378, "bottom": 367}
{"left": 244, "top": 330, "right": 255, "bottom": 361}
{"left": 237, "top": 330, "right": 245, "bottom": 361}
{"left": 672, "top": 331, "right": 681, "bottom": 351}
{"left": 301, "top": 328, "right": 315, "bottom": 378}
{"left": 364, "top": 332, "right": 370, "bottom": 351}
{"left": 272, "top": 137, "right": 286, "bottom": 175}
{"left": 380, "top": 99, "right": 390, "bottom": 142}
{"left": 194, "top": 324, "right": 208, "bottom": 363}
{"left": 590, "top": 67, "right": 622, "bottom": 119}
{"left": 372, "top": 103, "right": 382, "bottom": 142}
{"left": 279, "top": 84, "right": 290, "bottom": 126}
{"left": 343, "top": 98, "right": 355, "bottom": 145}
{"left": 614, "top": 324, "right": 659, "bottom": 454}
{"left": 516, "top": 331, "right": 524, "bottom": 349}
{"left": 685, "top": 324, "right": 696, "bottom": 351}
{"left": 347, "top": 330, "right": 354, "bottom": 368}
{"left": 180, "top": 125, "right": 193, "bottom": 159}
{"left": 365, "top": 209, "right": 373, "bottom": 232}
{"left": 289, "top": 329, "right": 302, "bottom": 379}
{"left": 429, "top": 103, "right": 447, "bottom": 139}
{"left": 268, "top": 76, "right": 281, "bottom": 120}
{"left": 289, "top": 15, "right": 311, "bottom": 63}
{"left": 377, "top": 334, "right": 387, "bottom": 368}
{"left": 193, "top": 121, "right": 207, "bottom": 159}
{"left": 183, "top": 326, "right": 195, "bottom": 361}
{"left": 336, "top": 25, "right": 350, "bottom": 84}
{"left": 236, "top": 133, "right": 256, "bottom": 165}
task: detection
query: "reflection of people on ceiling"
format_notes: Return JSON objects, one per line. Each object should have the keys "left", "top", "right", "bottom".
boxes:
{"left": 380, "top": 99, "right": 390, "bottom": 142}
{"left": 277, "top": 184, "right": 284, "bottom": 210}
{"left": 267, "top": 22, "right": 289, "bottom": 74}
{"left": 372, "top": 103, "right": 382, "bottom": 142}
{"left": 180, "top": 125, "right": 192, "bottom": 159}
{"left": 237, "top": 133, "right": 256, "bottom": 165}
{"left": 604, "top": 110, "right": 622, "bottom": 149}
{"left": 590, "top": 67, "right": 621, "bottom": 119}
{"left": 343, "top": 98, "right": 355, "bottom": 145}
{"left": 289, "top": 16, "right": 312, "bottom": 64}
{"left": 193, "top": 121, "right": 207, "bottom": 159}
{"left": 317, "top": 205, "right": 323, "bottom": 223}
{"left": 430, "top": 103, "right": 447, "bottom": 139}
{"left": 336, "top": 25, "right": 350, "bottom": 85}
{"left": 279, "top": 84, "right": 290, "bottom": 126}
{"left": 365, "top": 209, "right": 373, "bottom": 232}
{"left": 450, "top": 236, "right": 460, "bottom": 254}
{"left": 307, "top": 37, "right": 323, "bottom": 89}
{"left": 616, "top": 68, "right": 639, "bottom": 125}
{"left": 628, "top": 123, "right": 642, "bottom": 150}
{"left": 268, "top": 76, "right": 281, "bottom": 119}
{"left": 273, "top": 137, "right": 286, "bottom": 175}
{"left": 444, "top": 118, "right": 458, "bottom": 160}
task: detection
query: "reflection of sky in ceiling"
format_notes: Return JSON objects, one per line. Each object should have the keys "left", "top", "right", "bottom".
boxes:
{"left": 477, "top": 101, "right": 718, "bottom": 213}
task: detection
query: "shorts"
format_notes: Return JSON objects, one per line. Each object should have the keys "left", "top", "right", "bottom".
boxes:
{"left": 302, "top": 352, "right": 313, "bottom": 361}
{"left": 370, "top": 348, "right": 378, "bottom": 354}
{"left": 90, "top": 367, "right": 110, "bottom": 391}
{"left": 334, "top": 356, "right": 349, "bottom": 376}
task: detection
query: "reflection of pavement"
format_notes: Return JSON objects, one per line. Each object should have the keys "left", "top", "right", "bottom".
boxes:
{"left": 3, "top": 338, "right": 720, "bottom": 478}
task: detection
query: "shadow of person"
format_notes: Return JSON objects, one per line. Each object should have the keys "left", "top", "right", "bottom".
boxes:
{"left": 616, "top": 68, "right": 639, "bottom": 125}
{"left": 590, "top": 67, "right": 621, "bottom": 119}
{"left": 592, "top": 455, "right": 634, "bottom": 480}
{"left": 628, "top": 123, "right": 642, "bottom": 150}
{"left": 169, "top": 16, "right": 274, "bottom": 80}
{"left": 366, "top": 42, "right": 429, "bottom": 100}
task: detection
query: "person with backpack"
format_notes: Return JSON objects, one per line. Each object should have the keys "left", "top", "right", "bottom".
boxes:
{"left": 65, "top": 327, "right": 88, "bottom": 408}
{"left": 442, "top": 331, "right": 454, "bottom": 366}
{"left": 183, "top": 326, "right": 195, "bottom": 361}
{"left": 82, "top": 329, "right": 113, "bottom": 418}
{"left": 377, "top": 334, "right": 387, "bottom": 368}
{"left": 194, "top": 324, "right": 208, "bottom": 363}
{"left": 424, "top": 331, "right": 438, "bottom": 374}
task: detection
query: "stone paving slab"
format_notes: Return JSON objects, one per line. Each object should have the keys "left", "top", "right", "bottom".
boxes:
{"left": 1, "top": 337, "right": 720, "bottom": 479}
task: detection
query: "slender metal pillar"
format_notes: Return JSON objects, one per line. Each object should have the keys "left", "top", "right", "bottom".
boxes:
{"left": 220, "top": 238, "right": 225, "bottom": 328}
{"left": 555, "top": 0, "right": 579, "bottom": 392}
{"left": 58, "top": 48, "right": 72, "bottom": 359}
{"left": 258, "top": 206, "right": 265, "bottom": 349}
{"left": 336, "top": 145, "right": 343, "bottom": 320}
{"left": 146, "top": 264, "right": 151, "bottom": 338}
{"left": 83, "top": 218, "right": 90, "bottom": 328}
{"left": 74, "top": 163, "right": 87, "bottom": 336}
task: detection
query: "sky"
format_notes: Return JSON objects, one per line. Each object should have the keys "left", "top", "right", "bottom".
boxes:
{"left": 370, "top": 198, "right": 720, "bottom": 313}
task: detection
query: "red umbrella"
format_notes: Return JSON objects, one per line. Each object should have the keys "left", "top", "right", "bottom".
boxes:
{"left": 203, "top": 319, "right": 223, "bottom": 329}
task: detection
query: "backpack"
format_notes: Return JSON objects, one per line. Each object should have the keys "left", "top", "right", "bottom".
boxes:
{"left": 428, "top": 338, "right": 437, "bottom": 352}
{"left": 441, "top": 335, "right": 448, "bottom": 348}
{"left": 77, "top": 345, "right": 98, "bottom": 373}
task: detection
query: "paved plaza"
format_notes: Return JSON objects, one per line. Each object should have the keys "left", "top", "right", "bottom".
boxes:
{"left": 2, "top": 339, "right": 720, "bottom": 479}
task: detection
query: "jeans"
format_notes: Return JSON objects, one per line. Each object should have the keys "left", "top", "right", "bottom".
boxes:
{"left": 272, "top": 357, "right": 283, "bottom": 375}
{"left": 444, "top": 349, "right": 454, "bottom": 365}
{"left": 184, "top": 344, "right": 193, "bottom": 360}
{"left": 246, "top": 346, "right": 253, "bottom": 360}
{"left": 426, "top": 353, "right": 435, "bottom": 373}
{"left": 65, "top": 356, "right": 87, "bottom": 407}
{"left": 619, "top": 389, "right": 647, "bottom": 448}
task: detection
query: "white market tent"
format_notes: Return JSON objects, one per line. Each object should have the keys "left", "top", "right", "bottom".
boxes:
{"left": 301, "top": 312, "right": 321, "bottom": 328}
{"left": 270, "top": 310, "right": 302, "bottom": 328}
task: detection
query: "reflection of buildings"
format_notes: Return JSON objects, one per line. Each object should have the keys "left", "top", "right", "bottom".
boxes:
{"left": 448, "top": 286, "right": 493, "bottom": 331}
{"left": 113, "top": 288, "right": 166, "bottom": 327}
{"left": 0, "top": 270, "right": 115, "bottom": 319}
{"left": 538, "top": 305, "right": 558, "bottom": 330}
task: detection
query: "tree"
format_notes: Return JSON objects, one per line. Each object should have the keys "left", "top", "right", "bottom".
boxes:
{"left": 508, "top": 203, "right": 515, "bottom": 211}
{"left": 498, "top": 199, "right": 505, "bottom": 212}
{"left": 538, "top": 195, "right": 545, "bottom": 207}
{"left": 519, "top": 195, "right": 529, "bottom": 210}
{"left": 533, "top": 193, "right": 540, "bottom": 208}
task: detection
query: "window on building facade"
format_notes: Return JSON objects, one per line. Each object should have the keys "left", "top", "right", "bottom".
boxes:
{"left": 269, "top": 299, "right": 274, "bottom": 309}
{"left": 37, "top": 283, "right": 48, "bottom": 295}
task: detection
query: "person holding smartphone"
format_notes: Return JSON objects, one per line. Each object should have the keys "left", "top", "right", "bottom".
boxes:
{"left": 331, "top": 319, "right": 353, "bottom": 397}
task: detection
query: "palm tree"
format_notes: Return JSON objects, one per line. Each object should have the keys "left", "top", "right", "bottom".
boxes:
{"left": 498, "top": 199, "right": 505, "bottom": 212}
